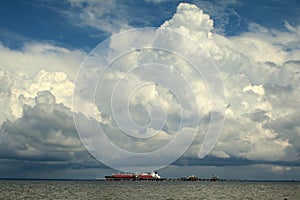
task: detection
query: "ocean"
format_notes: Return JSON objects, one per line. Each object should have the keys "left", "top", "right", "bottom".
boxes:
{"left": 0, "top": 180, "right": 299, "bottom": 200}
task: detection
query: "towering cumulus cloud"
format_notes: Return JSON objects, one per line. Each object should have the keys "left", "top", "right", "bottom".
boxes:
{"left": 0, "top": 2, "right": 299, "bottom": 178}
{"left": 173, "top": 3, "right": 300, "bottom": 162}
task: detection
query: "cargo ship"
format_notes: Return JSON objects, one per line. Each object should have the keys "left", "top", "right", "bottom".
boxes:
{"left": 105, "top": 171, "right": 164, "bottom": 181}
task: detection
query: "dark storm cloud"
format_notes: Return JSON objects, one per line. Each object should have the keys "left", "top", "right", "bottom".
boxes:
{"left": 0, "top": 91, "right": 104, "bottom": 177}
{"left": 174, "top": 156, "right": 300, "bottom": 167}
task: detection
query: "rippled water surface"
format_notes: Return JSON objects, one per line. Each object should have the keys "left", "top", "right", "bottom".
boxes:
{"left": 0, "top": 180, "right": 299, "bottom": 199}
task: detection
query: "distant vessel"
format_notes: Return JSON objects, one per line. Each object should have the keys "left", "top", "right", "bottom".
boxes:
{"left": 183, "top": 174, "right": 221, "bottom": 181}
{"left": 210, "top": 174, "right": 220, "bottom": 181}
{"left": 105, "top": 171, "right": 162, "bottom": 181}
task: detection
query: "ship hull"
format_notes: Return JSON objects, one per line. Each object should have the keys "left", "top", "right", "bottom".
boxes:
{"left": 105, "top": 176, "right": 166, "bottom": 181}
{"left": 105, "top": 171, "right": 165, "bottom": 181}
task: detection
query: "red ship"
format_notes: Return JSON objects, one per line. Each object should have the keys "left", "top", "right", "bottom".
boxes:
{"left": 105, "top": 171, "right": 162, "bottom": 181}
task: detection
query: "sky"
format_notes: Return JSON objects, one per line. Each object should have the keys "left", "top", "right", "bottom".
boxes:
{"left": 0, "top": 0, "right": 300, "bottom": 180}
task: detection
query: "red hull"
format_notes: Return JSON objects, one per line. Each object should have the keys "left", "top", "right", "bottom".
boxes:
{"left": 105, "top": 171, "right": 162, "bottom": 181}
{"left": 111, "top": 174, "right": 137, "bottom": 179}
{"left": 138, "top": 175, "right": 154, "bottom": 179}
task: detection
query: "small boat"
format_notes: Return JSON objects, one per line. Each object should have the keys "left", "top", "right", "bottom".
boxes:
{"left": 184, "top": 175, "right": 198, "bottom": 181}
{"left": 210, "top": 174, "right": 220, "bottom": 181}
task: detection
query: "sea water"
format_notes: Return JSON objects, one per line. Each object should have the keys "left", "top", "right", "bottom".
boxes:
{"left": 0, "top": 180, "right": 299, "bottom": 200}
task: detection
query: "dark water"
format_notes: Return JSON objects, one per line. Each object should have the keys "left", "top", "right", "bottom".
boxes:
{"left": 0, "top": 180, "right": 299, "bottom": 200}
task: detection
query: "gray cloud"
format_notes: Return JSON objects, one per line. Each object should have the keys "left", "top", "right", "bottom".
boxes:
{"left": 0, "top": 91, "right": 104, "bottom": 177}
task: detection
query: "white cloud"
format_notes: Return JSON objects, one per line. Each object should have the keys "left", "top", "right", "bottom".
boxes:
{"left": 161, "top": 3, "right": 214, "bottom": 42}
{"left": 71, "top": 2, "right": 300, "bottom": 164}
{"left": 0, "top": 41, "right": 106, "bottom": 126}
{"left": 271, "top": 165, "right": 292, "bottom": 174}
{"left": 0, "top": 2, "right": 300, "bottom": 172}
{"left": 66, "top": 0, "right": 131, "bottom": 33}
{"left": 0, "top": 68, "right": 74, "bottom": 124}
{"left": 243, "top": 84, "right": 265, "bottom": 96}
{"left": 156, "top": 2, "right": 300, "bottom": 162}
{"left": 0, "top": 42, "right": 85, "bottom": 80}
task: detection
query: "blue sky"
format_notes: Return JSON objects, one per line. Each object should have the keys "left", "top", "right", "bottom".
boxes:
{"left": 0, "top": 0, "right": 300, "bottom": 180}
{"left": 1, "top": 0, "right": 299, "bottom": 50}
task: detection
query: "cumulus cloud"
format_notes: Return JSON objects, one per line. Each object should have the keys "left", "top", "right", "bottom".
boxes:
{"left": 0, "top": 2, "right": 300, "bottom": 175}
{"left": 0, "top": 90, "right": 89, "bottom": 163}
{"left": 271, "top": 165, "right": 292, "bottom": 174}
{"left": 0, "top": 42, "right": 103, "bottom": 172}
{"left": 154, "top": 3, "right": 300, "bottom": 164}
{"left": 0, "top": 42, "right": 85, "bottom": 80}
{"left": 0, "top": 68, "right": 73, "bottom": 124}
{"left": 69, "top": 2, "right": 300, "bottom": 173}
{"left": 66, "top": 2, "right": 300, "bottom": 168}
{"left": 66, "top": 0, "right": 131, "bottom": 33}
